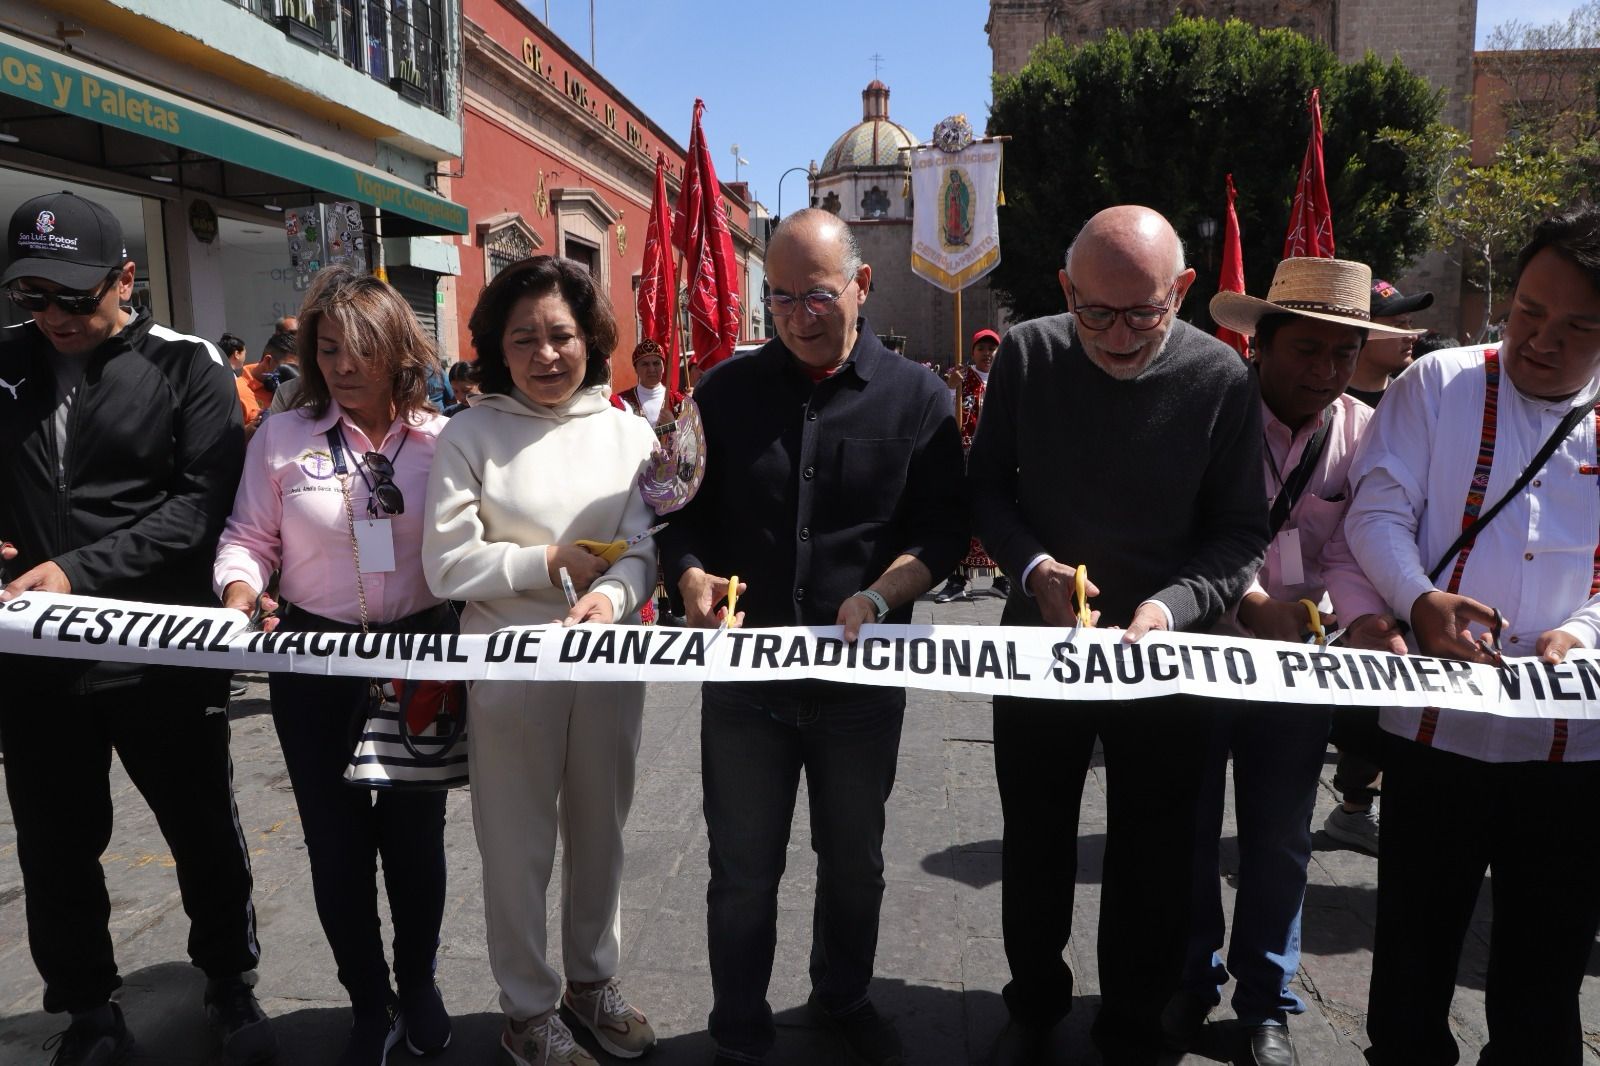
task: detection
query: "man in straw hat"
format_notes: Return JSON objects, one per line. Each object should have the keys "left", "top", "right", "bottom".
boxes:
{"left": 1343, "top": 206, "right": 1600, "bottom": 1065}
{"left": 968, "top": 205, "right": 1269, "bottom": 1065}
{"left": 1163, "top": 258, "right": 1417, "bottom": 1066}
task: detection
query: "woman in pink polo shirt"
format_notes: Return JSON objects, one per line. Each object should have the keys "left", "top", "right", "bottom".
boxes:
{"left": 213, "top": 266, "right": 452, "bottom": 1066}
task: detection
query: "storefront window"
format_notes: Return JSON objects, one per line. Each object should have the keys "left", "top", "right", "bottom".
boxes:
{"left": 218, "top": 216, "right": 310, "bottom": 353}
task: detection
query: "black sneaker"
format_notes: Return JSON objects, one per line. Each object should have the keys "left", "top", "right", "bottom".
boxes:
{"left": 44, "top": 1002, "right": 134, "bottom": 1066}
{"left": 400, "top": 982, "right": 451, "bottom": 1055}
{"left": 933, "top": 577, "right": 969, "bottom": 604}
{"left": 807, "top": 994, "right": 902, "bottom": 1066}
{"left": 990, "top": 575, "right": 1013, "bottom": 599}
{"left": 205, "top": 975, "right": 278, "bottom": 1065}
{"left": 340, "top": 1002, "right": 404, "bottom": 1066}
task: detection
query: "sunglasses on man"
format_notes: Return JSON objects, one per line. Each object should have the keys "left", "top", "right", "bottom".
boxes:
{"left": 5, "top": 270, "right": 121, "bottom": 316}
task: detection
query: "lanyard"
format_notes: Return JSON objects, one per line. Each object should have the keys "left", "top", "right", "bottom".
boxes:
{"left": 325, "top": 424, "right": 407, "bottom": 515}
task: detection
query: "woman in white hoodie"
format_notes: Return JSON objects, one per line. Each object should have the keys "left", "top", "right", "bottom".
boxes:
{"left": 422, "top": 256, "right": 659, "bottom": 1066}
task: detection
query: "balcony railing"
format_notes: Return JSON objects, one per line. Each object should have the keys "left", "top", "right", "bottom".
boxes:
{"left": 224, "top": 0, "right": 453, "bottom": 116}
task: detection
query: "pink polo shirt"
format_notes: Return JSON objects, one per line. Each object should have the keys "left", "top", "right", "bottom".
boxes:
{"left": 214, "top": 404, "right": 446, "bottom": 626}
{"left": 1218, "top": 393, "right": 1387, "bottom": 636}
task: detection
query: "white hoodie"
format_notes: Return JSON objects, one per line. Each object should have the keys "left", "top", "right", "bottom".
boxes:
{"left": 422, "top": 385, "right": 658, "bottom": 632}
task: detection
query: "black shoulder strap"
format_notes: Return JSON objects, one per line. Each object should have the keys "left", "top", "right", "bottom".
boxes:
{"left": 1427, "top": 395, "right": 1597, "bottom": 583}
{"left": 1268, "top": 406, "right": 1336, "bottom": 538}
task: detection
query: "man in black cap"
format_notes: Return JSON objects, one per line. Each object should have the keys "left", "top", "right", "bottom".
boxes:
{"left": 1343, "top": 278, "right": 1434, "bottom": 408}
{"left": 0, "top": 191, "right": 275, "bottom": 1066}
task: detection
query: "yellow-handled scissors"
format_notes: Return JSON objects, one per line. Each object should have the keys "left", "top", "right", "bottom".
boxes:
{"left": 575, "top": 522, "right": 670, "bottom": 565}
{"left": 1299, "top": 598, "right": 1328, "bottom": 646}
{"left": 1075, "top": 565, "right": 1093, "bottom": 628}
{"left": 720, "top": 574, "right": 741, "bottom": 630}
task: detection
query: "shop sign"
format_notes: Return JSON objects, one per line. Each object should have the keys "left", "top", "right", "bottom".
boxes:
{"left": 189, "top": 199, "right": 218, "bottom": 244}
{"left": 0, "top": 32, "right": 467, "bottom": 235}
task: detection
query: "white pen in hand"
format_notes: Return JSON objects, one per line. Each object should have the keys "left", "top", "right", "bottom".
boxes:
{"left": 559, "top": 566, "right": 579, "bottom": 608}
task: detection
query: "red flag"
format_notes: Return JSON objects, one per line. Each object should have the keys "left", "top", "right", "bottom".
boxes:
{"left": 673, "top": 99, "right": 741, "bottom": 373}
{"left": 1216, "top": 174, "right": 1249, "bottom": 359}
{"left": 1283, "top": 87, "right": 1335, "bottom": 259}
{"left": 638, "top": 152, "right": 681, "bottom": 391}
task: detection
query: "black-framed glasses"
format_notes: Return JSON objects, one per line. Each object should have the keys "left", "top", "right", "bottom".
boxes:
{"left": 362, "top": 451, "right": 405, "bottom": 516}
{"left": 764, "top": 277, "right": 858, "bottom": 318}
{"left": 5, "top": 270, "right": 121, "bottom": 316}
{"left": 1069, "top": 282, "right": 1179, "bottom": 332}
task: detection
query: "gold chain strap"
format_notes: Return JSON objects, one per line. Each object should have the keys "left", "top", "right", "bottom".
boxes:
{"left": 340, "top": 474, "right": 370, "bottom": 634}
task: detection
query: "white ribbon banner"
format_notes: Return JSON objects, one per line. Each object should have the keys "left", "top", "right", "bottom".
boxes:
{"left": 4, "top": 592, "right": 1599, "bottom": 719}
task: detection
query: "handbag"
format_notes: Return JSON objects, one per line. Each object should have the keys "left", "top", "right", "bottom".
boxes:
{"left": 328, "top": 430, "right": 470, "bottom": 790}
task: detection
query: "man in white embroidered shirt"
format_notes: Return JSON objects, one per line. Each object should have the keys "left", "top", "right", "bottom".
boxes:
{"left": 1344, "top": 205, "right": 1600, "bottom": 1066}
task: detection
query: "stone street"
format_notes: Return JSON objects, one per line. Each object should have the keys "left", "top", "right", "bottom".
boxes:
{"left": 2, "top": 586, "right": 1596, "bottom": 1064}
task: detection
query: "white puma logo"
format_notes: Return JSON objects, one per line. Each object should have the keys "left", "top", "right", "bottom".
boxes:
{"left": 0, "top": 377, "right": 23, "bottom": 400}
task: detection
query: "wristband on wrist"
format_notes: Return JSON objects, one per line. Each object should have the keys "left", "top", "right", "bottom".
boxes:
{"left": 856, "top": 588, "right": 890, "bottom": 622}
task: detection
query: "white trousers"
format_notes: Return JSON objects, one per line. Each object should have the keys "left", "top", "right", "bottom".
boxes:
{"left": 467, "top": 678, "right": 644, "bottom": 1019}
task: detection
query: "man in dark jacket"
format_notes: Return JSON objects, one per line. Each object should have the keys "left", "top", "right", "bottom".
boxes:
{"left": 660, "top": 208, "right": 967, "bottom": 1066}
{"left": 968, "top": 205, "right": 1268, "bottom": 1066}
{"left": 0, "top": 191, "right": 274, "bottom": 1066}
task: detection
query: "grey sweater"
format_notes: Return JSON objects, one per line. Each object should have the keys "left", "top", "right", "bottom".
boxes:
{"left": 968, "top": 314, "right": 1268, "bottom": 631}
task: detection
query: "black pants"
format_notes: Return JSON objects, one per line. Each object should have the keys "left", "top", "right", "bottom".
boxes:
{"left": 1330, "top": 706, "right": 1383, "bottom": 805}
{"left": 700, "top": 682, "right": 905, "bottom": 1061}
{"left": 994, "top": 693, "right": 1211, "bottom": 1058}
{"left": 1365, "top": 733, "right": 1600, "bottom": 1066}
{"left": 0, "top": 675, "right": 260, "bottom": 1014}
{"left": 269, "top": 608, "right": 447, "bottom": 1010}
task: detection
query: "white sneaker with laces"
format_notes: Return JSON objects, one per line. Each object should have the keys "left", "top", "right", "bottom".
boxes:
{"left": 563, "top": 979, "right": 656, "bottom": 1059}
{"left": 501, "top": 1012, "right": 597, "bottom": 1066}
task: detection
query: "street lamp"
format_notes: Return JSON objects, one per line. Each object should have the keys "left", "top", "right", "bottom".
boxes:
{"left": 777, "top": 163, "right": 814, "bottom": 220}
{"left": 1197, "top": 216, "right": 1219, "bottom": 273}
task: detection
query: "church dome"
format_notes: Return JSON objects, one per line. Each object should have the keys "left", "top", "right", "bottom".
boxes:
{"left": 818, "top": 81, "right": 917, "bottom": 176}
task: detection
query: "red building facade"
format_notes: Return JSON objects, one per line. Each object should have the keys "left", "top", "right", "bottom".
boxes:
{"left": 447, "top": 0, "right": 755, "bottom": 391}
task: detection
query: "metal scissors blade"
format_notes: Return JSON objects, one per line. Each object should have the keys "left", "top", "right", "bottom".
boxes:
{"left": 625, "top": 522, "right": 670, "bottom": 547}
{"left": 1476, "top": 607, "right": 1507, "bottom": 668}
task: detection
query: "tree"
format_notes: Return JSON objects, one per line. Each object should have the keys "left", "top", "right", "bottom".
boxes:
{"left": 1385, "top": 128, "right": 1571, "bottom": 342}
{"left": 1480, "top": 2, "right": 1600, "bottom": 153}
{"left": 987, "top": 16, "right": 1448, "bottom": 325}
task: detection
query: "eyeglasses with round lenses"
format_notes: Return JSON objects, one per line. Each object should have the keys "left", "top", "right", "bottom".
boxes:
{"left": 1070, "top": 282, "right": 1179, "bottom": 332}
{"left": 764, "top": 277, "right": 857, "bottom": 318}
{"left": 5, "top": 270, "right": 121, "bottom": 316}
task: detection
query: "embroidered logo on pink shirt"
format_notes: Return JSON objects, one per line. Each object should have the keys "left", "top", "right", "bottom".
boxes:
{"left": 297, "top": 449, "right": 335, "bottom": 480}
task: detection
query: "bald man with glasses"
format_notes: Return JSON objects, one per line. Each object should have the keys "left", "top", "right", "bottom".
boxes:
{"left": 968, "top": 205, "right": 1268, "bottom": 1066}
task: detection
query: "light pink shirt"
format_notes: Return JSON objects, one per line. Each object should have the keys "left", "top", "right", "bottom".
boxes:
{"left": 214, "top": 405, "right": 447, "bottom": 626}
{"left": 1219, "top": 393, "right": 1384, "bottom": 636}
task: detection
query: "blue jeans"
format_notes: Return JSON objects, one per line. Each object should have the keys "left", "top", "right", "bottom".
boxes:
{"left": 700, "top": 681, "right": 905, "bottom": 1062}
{"left": 1182, "top": 700, "right": 1331, "bottom": 1025}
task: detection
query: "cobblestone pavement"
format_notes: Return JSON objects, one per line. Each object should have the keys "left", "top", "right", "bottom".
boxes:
{"left": 2, "top": 584, "right": 1597, "bottom": 1064}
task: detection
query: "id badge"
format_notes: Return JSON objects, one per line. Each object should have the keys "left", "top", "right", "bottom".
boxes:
{"left": 1274, "top": 527, "right": 1305, "bottom": 587}
{"left": 354, "top": 518, "right": 396, "bottom": 574}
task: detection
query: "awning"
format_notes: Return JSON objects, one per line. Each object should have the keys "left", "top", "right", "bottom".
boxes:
{"left": 0, "top": 31, "right": 467, "bottom": 235}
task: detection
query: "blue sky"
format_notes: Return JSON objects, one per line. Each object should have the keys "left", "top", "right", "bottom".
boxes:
{"left": 523, "top": 1, "right": 1585, "bottom": 215}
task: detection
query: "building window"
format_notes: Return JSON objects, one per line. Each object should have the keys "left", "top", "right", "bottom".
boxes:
{"left": 477, "top": 213, "right": 543, "bottom": 282}
{"left": 563, "top": 238, "right": 599, "bottom": 274}
{"left": 551, "top": 187, "right": 621, "bottom": 295}
{"left": 231, "top": 0, "right": 450, "bottom": 114}
{"left": 822, "top": 191, "right": 842, "bottom": 215}
{"left": 861, "top": 186, "right": 890, "bottom": 219}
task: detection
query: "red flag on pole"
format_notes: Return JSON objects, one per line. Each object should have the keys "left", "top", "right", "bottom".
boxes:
{"left": 1283, "top": 87, "right": 1335, "bottom": 259}
{"left": 638, "top": 152, "right": 681, "bottom": 391}
{"left": 1216, "top": 174, "right": 1249, "bottom": 359}
{"left": 673, "top": 99, "right": 742, "bottom": 374}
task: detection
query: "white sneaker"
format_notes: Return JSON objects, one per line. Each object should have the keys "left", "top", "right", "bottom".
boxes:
{"left": 1323, "top": 803, "right": 1379, "bottom": 854}
{"left": 563, "top": 979, "right": 657, "bottom": 1059}
{"left": 501, "top": 1012, "right": 597, "bottom": 1066}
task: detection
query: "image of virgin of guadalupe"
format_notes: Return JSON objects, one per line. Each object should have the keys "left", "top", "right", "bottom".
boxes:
{"left": 942, "top": 168, "right": 972, "bottom": 248}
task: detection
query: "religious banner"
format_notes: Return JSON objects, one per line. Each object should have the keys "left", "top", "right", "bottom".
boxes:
{"left": 909, "top": 116, "right": 1003, "bottom": 293}
{"left": 5, "top": 591, "right": 1600, "bottom": 721}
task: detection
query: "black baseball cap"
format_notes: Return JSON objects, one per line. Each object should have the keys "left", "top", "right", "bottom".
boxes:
{"left": 1370, "top": 278, "right": 1434, "bottom": 318}
{"left": 2, "top": 191, "right": 128, "bottom": 290}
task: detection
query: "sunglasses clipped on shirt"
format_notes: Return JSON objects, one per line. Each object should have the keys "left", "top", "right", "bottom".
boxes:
{"left": 362, "top": 451, "right": 405, "bottom": 516}
{"left": 5, "top": 270, "right": 121, "bottom": 316}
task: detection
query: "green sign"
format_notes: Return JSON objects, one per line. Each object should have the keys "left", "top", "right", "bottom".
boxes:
{"left": 0, "top": 33, "right": 467, "bottom": 235}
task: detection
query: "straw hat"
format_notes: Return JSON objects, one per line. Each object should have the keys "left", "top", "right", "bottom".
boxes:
{"left": 1211, "top": 258, "right": 1425, "bottom": 338}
